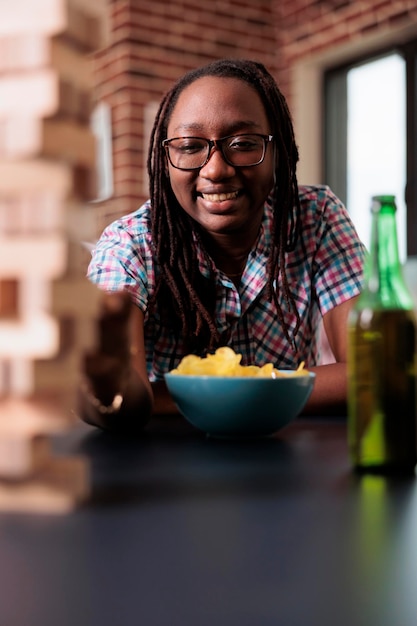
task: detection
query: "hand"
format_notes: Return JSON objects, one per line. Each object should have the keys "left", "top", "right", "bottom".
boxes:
{"left": 83, "top": 291, "right": 133, "bottom": 405}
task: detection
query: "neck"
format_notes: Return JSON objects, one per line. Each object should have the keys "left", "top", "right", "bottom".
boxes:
{"left": 200, "top": 229, "right": 258, "bottom": 278}
{"left": 213, "top": 250, "right": 248, "bottom": 277}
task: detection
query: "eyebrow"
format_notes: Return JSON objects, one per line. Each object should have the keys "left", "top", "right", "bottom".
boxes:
{"left": 170, "top": 120, "right": 263, "bottom": 135}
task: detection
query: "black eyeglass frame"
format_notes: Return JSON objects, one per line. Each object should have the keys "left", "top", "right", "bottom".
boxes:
{"left": 162, "top": 133, "right": 274, "bottom": 171}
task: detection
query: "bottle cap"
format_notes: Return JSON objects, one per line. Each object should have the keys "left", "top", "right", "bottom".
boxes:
{"left": 371, "top": 195, "right": 396, "bottom": 213}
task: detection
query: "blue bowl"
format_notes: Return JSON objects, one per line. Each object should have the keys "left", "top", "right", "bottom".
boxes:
{"left": 164, "top": 371, "right": 316, "bottom": 438}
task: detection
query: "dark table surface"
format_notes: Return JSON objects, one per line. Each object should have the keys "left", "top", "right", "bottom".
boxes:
{"left": 1, "top": 414, "right": 416, "bottom": 626}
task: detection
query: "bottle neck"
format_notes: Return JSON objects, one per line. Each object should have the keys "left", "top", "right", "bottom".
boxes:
{"left": 364, "top": 200, "right": 413, "bottom": 309}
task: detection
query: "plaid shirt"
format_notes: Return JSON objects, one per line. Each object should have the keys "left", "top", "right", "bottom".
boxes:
{"left": 88, "top": 185, "right": 366, "bottom": 380}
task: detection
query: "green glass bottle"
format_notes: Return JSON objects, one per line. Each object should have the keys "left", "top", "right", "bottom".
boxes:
{"left": 348, "top": 195, "right": 417, "bottom": 474}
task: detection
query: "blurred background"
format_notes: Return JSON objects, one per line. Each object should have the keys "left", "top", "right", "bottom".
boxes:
{"left": 89, "top": 0, "right": 417, "bottom": 266}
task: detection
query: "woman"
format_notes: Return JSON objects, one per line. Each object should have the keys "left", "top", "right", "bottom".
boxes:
{"left": 80, "top": 58, "right": 366, "bottom": 432}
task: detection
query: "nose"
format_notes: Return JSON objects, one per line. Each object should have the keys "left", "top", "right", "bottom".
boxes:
{"left": 199, "top": 144, "right": 235, "bottom": 178}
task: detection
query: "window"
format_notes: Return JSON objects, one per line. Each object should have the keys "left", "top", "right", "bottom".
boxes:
{"left": 324, "top": 41, "right": 417, "bottom": 259}
{"left": 90, "top": 101, "right": 113, "bottom": 202}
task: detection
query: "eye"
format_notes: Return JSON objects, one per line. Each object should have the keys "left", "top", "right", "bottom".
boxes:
{"left": 174, "top": 139, "right": 207, "bottom": 154}
{"left": 228, "top": 135, "right": 260, "bottom": 152}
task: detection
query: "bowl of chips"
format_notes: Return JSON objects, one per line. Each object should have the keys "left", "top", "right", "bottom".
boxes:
{"left": 164, "top": 347, "right": 316, "bottom": 438}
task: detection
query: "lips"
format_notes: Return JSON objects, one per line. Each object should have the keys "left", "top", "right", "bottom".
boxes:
{"left": 200, "top": 190, "right": 239, "bottom": 202}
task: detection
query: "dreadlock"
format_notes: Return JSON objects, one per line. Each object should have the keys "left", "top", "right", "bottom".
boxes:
{"left": 147, "top": 58, "right": 302, "bottom": 355}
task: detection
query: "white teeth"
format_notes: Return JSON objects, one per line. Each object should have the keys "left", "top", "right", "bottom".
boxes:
{"left": 201, "top": 191, "right": 239, "bottom": 202}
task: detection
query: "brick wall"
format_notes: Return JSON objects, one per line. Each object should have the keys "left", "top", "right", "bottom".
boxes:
{"left": 275, "top": 0, "right": 417, "bottom": 105}
{"left": 92, "top": 0, "right": 417, "bottom": 233}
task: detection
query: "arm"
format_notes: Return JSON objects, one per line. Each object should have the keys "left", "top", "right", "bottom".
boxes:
{"left": 302, "top": 295, "right": 359, "bottom": 416}
{"left": 78, "top": 292, "right": 154, "bottom": 433}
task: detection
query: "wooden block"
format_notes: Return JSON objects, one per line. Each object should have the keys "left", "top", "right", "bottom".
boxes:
{"left": 32, "top": 318, "right": 100, "bottom": 396}
{"left": 0, "top": 0, "right": 67, "bottom": 37}
{"left": 42, "top": 119, "right": 97, "bottom": 168}
{"left": 71, "top": 164, "right": 98, "bottom": 201}
{"left": 0, "top": 191, "right": 66, "bottom": 235}
{"left": 63, "top": 3, "right": 103, "bottom": 53}
{"left": 0, "top": 118, "right": 42, "bottom": 159}
{"left": 0, "top": 434, "right": 51, "bottom": 479}
{"left": 57, "top": 79, "right": 93, "bottom": 123}
{"left": 50, "top": 37, "right": 93, "bottom": 91}
{"left": 33, "top": 347, "right": 85, "bottom": 396}
{"left": 0, "top": 280, "right": 18, "bottom": 318}
{"left": 0, "top": 314, "right": 59, "bottom": 359}
{"left": 0, "top": 455, "right": 90, "bottom": 514}
{"left": 68, "top": 0, "right": 108, "bottom": 32}
{"left": 0, "top": 159, "right": 72, "bottom": 195}
{"left": 49, "top": 37, "right": 95, "bottom": 123}
{"left": 29, "top": 285, "right": 101, "bottom": 394}
{"left": 0, "top": 361, "right": 8, "bottom": 397}
{"left": 0, "top": 235, "right": 67, "bottom": 278}
{"left": 0, "top": 397, "right": 73, "bottom": 433}
{"left": 0, "top": 158, "right": 93, "bottom": 201}
{"left": 0, "top": 34, "right": 49, "bottom": 72}
{"left": 1, "top": 356, "right": 33, "bottom": 398}
{"left": 0, "top": 118, "right": 96, "bottom": 164}
{"left": 0, "top": 69, "right": 59, "bottom": 119}
{"left": 50, "top": 278, "right": 102, "bottom": 318}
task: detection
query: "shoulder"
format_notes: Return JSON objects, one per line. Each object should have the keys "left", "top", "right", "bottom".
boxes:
{"left": 87, "top": 200, "right": 155, "bottom": 300}
{"left": 297, "top": 184, "right": 360, "bottom": 237}
{"left": 88, "top": 200, "right": 153, "bottom": 270}
{"left": 102, "top": 200, "right": 152, "bottom": 241}
{"left": 298, "top": 184, "right": 344, "bottom": 213}
{"left": 90, "top": 201, "right": 153, "bottom": 260}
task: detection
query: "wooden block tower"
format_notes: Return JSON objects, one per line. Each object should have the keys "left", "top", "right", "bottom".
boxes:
{"left": 0, "top": 0, "right": 106, "bottom": 512}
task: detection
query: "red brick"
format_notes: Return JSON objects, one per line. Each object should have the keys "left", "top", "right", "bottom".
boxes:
{"left": 90, "top": 0, "right": 417, "bottom": 226}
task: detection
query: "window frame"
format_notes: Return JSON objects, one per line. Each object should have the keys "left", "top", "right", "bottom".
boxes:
{"left": 323, "top": 39, "right": 417, "bottom": 257}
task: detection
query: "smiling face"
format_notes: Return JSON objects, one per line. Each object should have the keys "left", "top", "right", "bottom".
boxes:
{"left": 165, "top": 76, "right": 275, "bottom": 241}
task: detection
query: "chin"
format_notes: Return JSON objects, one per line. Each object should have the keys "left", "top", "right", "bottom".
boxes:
{"left": 206, "top": 218, "right": 248, "bottom": 235}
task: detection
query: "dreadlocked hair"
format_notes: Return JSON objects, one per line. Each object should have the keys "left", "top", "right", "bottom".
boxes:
{"left": 147, "top": 58, "right": 302, "bottom": 355}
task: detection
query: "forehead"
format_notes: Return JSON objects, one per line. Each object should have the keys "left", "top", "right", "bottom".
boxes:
{"left": 167, "top": 76, "right": 269, "bottom": 135}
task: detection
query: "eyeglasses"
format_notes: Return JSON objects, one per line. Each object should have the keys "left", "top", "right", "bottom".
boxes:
{"left": 162, "top": 133, "right": 274, "bottom": 170}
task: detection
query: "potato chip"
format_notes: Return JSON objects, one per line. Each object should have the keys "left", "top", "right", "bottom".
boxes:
{"left": 170, "top": 348, "right": 309, "bottom": 378}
